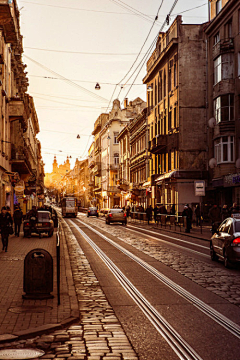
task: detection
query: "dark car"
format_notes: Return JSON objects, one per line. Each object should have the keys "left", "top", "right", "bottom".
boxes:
{"left": 87, "top": 207, "right": 99, "bottom": 217}
{"left": 105, "top": 208, "right": 127, "bottom": 225}
{"left": 210, "top": 216, "right": 240, "bottom": 267}
{"left": 23, "top": 210, "right": 54, "bottom": 238}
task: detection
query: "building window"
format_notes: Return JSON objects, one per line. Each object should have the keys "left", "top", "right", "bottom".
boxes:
{"left": 239, "top": 9, "right": 240, "bottom": 34}
{"left": 214, "top": 94, "right": 234, "bottom": 123}
{"left": 159, "top": 72, "right": 162, "bottom": 101}
{"left": 214, "top": 32, "right": 220, "bottom": 45}
{"left": 214, "top": 56, "right": 221, "bottom": 85}
{"left": 214, "top": 136, "right": 234, "bottom": 164}
{"left": 168, "top": 68, "right": 172, "bottom": 92}
{"left": 168, "top": 111, "right": 172, "bottom": 131}
{"left": 238, "top": 52, "right": 240, "bottom": 77}
{"left": 216, "top": 0, "right": 222, "bottom": 15}
{"left": 174, "top": 107, "right": 177, "bottom": 128}
{"left": 114, "top": 132, "right": 119, "bottom": 144}
{"left": 114, "top": 153, "right": 119, "bottom": 165}
{"left": 174, "top": 63, "right": 177, "bottom": 87}
{"left": 214, "top": 54, "right": 233, "bottom": 85}
{"left": 163, "top": 69, "right": 166, "bottom": 97}
{"left": 225, "top": 19, "right": 232, "bottom": 39}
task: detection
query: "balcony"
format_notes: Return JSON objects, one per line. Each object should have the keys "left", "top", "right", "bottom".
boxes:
{"left": 109, "top": 163, "right": 119, "bottom": 170}
{"left": 8, "top": 97, "right": 28, "bottom": 131}
{"left": 107, "top": 186, "right": 120, "bottom": 193}
{"left": 212, "top": 38, "right": 234, "bottom": 60}
{"left": 88, "top": 160, "right": 95, "bottom": 169}
{"left": 0, "top": 0, "right": 20, "bottom": 44}
{"left": 93, "top": 162, "right": 101, "bottom": 174}
{"left": 11, "top": 146, "right": 32, "bottom": 174}
{"left": 149, "top": 135, "right": 167, "bottom": 154}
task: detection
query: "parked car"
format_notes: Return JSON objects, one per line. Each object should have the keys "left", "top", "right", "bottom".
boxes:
{"left": 23, "top": 210, "right": 54, "bottom": 238}
{"left": 210, "top": 215, "right": 240, "bottom": 267}
{"left": 87, "top": 207, "right": 99, "bottom": 217}
{"left": 105, "top": 208, "right": 127, "bottom": 225}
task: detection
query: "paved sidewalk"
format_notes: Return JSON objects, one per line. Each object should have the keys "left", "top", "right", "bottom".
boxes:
{"left": 0, "top": 226, "right": 79, "bottom": 342}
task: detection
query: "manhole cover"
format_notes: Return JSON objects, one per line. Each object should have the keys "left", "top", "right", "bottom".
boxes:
{"left": 8, "top": 306, "right": 52, "bottom": 314}
{"left": 0, "top": 349, "right": 44, "bottom": 359}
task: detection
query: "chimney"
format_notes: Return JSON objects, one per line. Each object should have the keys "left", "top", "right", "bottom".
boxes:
{"left": 124, "top": 98, "right": 128, "bottom": 108}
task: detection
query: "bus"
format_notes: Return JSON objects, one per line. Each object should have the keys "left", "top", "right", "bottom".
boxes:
{"left": 61, "top": 197, "right": 78, "bottom": 218}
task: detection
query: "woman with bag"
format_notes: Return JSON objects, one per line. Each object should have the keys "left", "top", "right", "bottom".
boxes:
{"left": 0, "top": 206, "right": 13, "bottom": 252}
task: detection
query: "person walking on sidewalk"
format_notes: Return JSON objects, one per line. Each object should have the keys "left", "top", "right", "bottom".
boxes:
{"left": 182, "top": 204, "right": 192, "bottom": 233}
{"left": 0, "top": 206, "right": 13, "bottom": 252}
{"left": 208, "top": 204, "right": 221, "bottom": 235}
{"left": 13, "top": 206, "right": 23, "bottom": 237}
{"left": 146, "top": 205, "right": 152, "bottom": 225}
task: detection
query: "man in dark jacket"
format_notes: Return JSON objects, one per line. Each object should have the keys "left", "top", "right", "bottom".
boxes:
{"left": 13, "top": 206, "right": 23, "bottom": 237}
{"left": 0, "top": 206, "right": 13, "bottom": 252}
{"left": 182, "top": 204, "right": 193, "bottom": 233}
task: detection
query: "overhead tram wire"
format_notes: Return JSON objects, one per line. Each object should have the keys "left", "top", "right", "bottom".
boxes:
{"left": 28, "top": 75, "right": 143, "bottom": 86}
{"left": 106, "top": 0, "right": 165, "bottom": 111}
{"left": 20, "top": 1, "right": 161, "bottom": 25}
{"left": 122, "top": 0, "right": 179, "bottom": 102}
{"left": 23, "top": 55, "right": 109, "bottom": 103}
{"left": 109, "top": 0, "right": 162, "bottom": 26}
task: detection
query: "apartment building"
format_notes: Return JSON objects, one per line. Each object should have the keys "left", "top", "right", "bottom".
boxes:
{"left": 143, "top": 15, "right": 208, "bottom": 213}
{"left": 0, "top": 0, "right": 44, "bottom": 212}
{"left": 206, "top": 0, "right": 240, "bottom": 205}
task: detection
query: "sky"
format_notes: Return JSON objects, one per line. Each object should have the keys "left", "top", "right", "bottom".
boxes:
{"left": 17, "top": 0, "right": 209, "bottom": 173}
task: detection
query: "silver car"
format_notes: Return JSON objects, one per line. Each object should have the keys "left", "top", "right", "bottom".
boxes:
{"left": 210, "top": 216, "right": 240, "bottom": 267}
{"left": 105, "top": 208, "right": 127, "bottom": 225}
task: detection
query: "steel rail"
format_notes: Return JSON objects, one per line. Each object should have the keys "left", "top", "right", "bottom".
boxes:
{"left": 74, "top": 218, "right": 240, "bottom": 339}
{"left": 69, "top": 219, "right": 203, "bottom": 360}
{"left": 94, "top": 215, "right": 209, "bottom": 256}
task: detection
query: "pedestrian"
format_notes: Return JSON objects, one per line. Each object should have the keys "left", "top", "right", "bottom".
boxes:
{"left": 221, "top": 204, "right": 229, "bottom": 221}
{"left": 170, "top": 204, "right": 175, "bottom": 215}
{"left": 0, "top": 206, "right": 13, "bottom": 252}
{"left": 195, "top": 205, "right": 201, "bottom": 226}
{"left": 182, "top": 204, "right": 192, "bottom": 233}
{"left": 159, "top": 204, "right": 167, "bottom": 214}
{"left": 229, "top": 202, "right": 240, "bottom": 215}
{"left": 146, "top": 205, "right": 152, "bottom": 225}
{"left": 126, "top": 205, "right": 130, "bottom": 218}
{"left": 208, "top": 204, "right": 221, "bottom": 234}
{"left": 153, "top": 205, "right": 159, "bottom": 223}
{"left": 13, "top": 206, "right": 23, "bottom": 236}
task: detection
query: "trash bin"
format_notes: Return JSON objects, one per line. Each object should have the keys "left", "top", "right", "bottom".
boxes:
{"left": 22, "top": 248, "right": 54, "bottom": 299}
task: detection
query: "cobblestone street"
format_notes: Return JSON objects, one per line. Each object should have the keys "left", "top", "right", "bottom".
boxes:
{"left": 81, "top": 216, "right": 240, "bottom": 307}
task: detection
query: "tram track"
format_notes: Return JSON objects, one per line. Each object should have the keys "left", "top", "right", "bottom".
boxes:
{"left": 68, "top": 218, "right": 203, "bottom": 360}
{"left": 70, "top": 218, "right": 240, "bottom": 340}
{"left": 95, "top": 215, "right": 209, "bottom": 258}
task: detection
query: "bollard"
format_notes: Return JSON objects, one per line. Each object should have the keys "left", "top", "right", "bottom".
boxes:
{"left": 22, "top": 249, "right": 54, "bottom": 299}
{"left": 56, "top": 231, "right": 60, "bottom": 305}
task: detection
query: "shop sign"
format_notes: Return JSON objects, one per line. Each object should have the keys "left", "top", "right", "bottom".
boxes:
{"left": 224, "top": 174, "right": 240, "bottom": 187}
{"left": 194, "top": 180, "right": 205, "bottom": 196}
{"left": 15, "top": 180, "right": 25, "bottom": 194}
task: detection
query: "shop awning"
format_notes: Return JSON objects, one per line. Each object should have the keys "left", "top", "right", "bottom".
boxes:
{"left": 142, "top": 181, "right": 151, "bottom": 187}
{"left": 155, "top": 171, "right": 176, "bottom": 184}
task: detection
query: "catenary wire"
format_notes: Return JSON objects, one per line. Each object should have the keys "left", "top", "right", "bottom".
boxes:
{"left": 105, "top": 0, "right": 165, "bottom": 111}
{"left": 122, "top": 0, "right": 179, "bottom": 102}
{"left": 23, "top": 54, "right": 109, "bottom": 103}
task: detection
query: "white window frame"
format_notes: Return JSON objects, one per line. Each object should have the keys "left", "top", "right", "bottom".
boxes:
{"left": 114, "top": 153, "right": 119, "bottom": 165}
{"left": 113, "top": 132, "right": 119, "bottom": 144}
{"left": 214, "top": 136, "right": 234, "bottom": 164}
{"left": 214, "top": 56, "right": 221, "bottom": 85}
{"left": 216, "top": 0, "right": 222, "bottom": 15}
{"left": 214, "top": 94, "right": 234, "bottom": 124}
